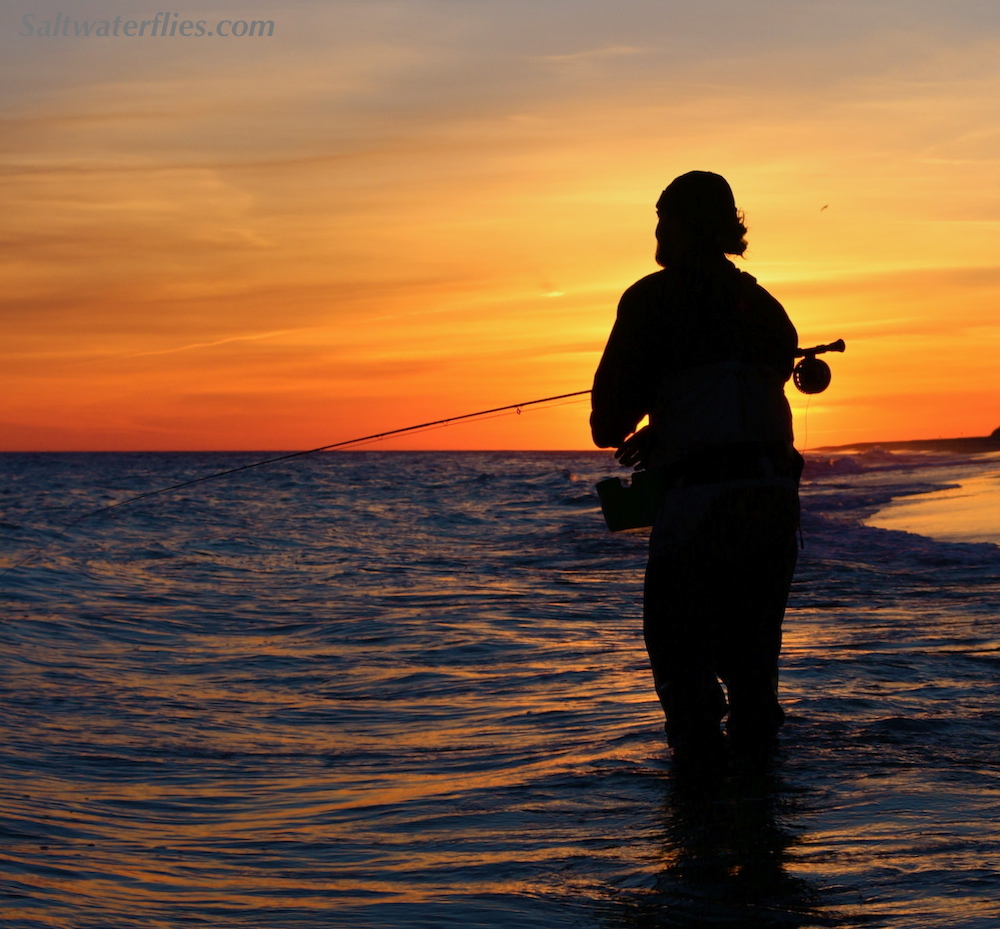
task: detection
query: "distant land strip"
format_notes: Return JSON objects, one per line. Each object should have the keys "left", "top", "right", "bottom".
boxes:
{"left": 815, "top": 433, "right": 1000, "bottom": 454}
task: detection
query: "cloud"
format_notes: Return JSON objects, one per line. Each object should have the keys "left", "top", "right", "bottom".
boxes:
{"left": 5, "top": 0, "right": 1000, "bottom": 448}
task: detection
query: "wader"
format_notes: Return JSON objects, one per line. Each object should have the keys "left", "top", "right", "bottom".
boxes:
{"left": 642, "top": 445, "right": 800, "bottom": 755}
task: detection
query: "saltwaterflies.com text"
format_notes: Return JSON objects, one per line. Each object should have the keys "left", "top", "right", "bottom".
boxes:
{"left": 20, "top": 12, "right": 275, "bottom": 37}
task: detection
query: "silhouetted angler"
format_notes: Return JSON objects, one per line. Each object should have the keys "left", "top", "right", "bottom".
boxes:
{"left": 591, "top": 171, "right": 802, "bottom": 762}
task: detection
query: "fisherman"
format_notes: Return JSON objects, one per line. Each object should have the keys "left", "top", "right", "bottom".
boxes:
{"left": 591, "top": 171, "right": 802, "bottom": 761}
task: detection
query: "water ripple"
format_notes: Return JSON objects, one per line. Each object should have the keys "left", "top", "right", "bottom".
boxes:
{"left": 1, "top": 451, "right": 998, "bottom": 928}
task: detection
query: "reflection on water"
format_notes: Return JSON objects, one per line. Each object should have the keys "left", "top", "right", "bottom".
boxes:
{"left": 602, "top": 760, "right": 847, "bottom": 929}
{"left": 1, "top": 451, "right": 998, "bottom": 927}
{"left": 864, "top": 457, "right": 1000, "bottom": 546}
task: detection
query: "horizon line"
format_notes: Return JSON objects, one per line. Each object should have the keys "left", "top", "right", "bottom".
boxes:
{"left": 2, "top": 434, "right": 999, "bottom": 455}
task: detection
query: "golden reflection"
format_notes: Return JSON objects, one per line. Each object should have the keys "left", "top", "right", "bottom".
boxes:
{"left": 598, "top": 764, "right": 843, "bottom": 928}
{"left": 864, "top": 463, "right": 1000, "bottom": 545}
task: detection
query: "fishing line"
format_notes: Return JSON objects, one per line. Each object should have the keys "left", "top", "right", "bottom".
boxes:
{"left": 338, "top": 395, "right": 592, "bottom": 450}
{"left": 0, "top": 389, "right": 592, "bottom": 576}
{"left": 802, "top": 393, "right": 812, "bottom": 453}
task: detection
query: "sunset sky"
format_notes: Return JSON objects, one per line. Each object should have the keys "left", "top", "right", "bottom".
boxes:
{"left": 3, "top": 0, "right": 1000, "bottom": 451}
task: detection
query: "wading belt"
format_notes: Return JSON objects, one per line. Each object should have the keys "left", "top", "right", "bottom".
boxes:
{"left": 664, "top": 441, "right": 804, "bottom": 487}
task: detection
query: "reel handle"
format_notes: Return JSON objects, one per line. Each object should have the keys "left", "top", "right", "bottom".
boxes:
{"left": 795, "top": 339, "right": 845, "bottom": 358}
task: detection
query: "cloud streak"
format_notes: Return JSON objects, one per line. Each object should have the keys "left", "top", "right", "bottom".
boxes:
{"left": 3, "top": 0, "right": 1000, "bottom": 448}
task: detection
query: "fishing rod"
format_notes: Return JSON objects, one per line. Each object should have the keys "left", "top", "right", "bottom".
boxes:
{"left": 3, "top": 340, "right": 846, "bottom": 575}
{"left": 0, "top": 389, "right": 593, "bottom": 575}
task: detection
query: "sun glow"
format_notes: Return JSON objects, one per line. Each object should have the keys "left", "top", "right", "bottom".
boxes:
{"left": 3, "top": 3, "right": 999, "bottom": 449}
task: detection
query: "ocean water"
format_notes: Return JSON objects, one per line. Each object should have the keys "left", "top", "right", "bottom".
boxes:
{"left": 0, "top": 449, "right": 998, "bottom": 929}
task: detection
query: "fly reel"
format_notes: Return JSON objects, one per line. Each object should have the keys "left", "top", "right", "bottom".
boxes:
{"left": 793, "top": 339, "right": 845, "bottom": 394}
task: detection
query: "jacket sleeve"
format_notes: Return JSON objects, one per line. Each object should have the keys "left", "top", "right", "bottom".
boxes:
{"left": 590, "top": 286, "right": 653, "bottom": 448}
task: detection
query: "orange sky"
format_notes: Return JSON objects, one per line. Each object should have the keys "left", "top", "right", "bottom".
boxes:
{"left": 3, "top": 1, "right": 1000, "bottom": 450}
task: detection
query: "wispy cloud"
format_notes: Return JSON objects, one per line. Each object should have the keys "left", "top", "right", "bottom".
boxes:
{"left": 4, "top": 0, "right": 1000, "bottom": 447}
{"left": 121, "top": 329, "right": 308, "bottom": 358}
